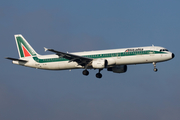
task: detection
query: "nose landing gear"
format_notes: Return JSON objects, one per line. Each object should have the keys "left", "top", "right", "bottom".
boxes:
{"left": 153, "top": 62, "right": 158, "bottom": 72}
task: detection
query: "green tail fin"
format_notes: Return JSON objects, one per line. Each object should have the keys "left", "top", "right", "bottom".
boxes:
{"left": 15, "top": 34, "right": 38, "bottom": 58}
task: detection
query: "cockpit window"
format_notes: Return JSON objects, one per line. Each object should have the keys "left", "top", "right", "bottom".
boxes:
{"left": 160, "top": 49, "right": 169, "bottom": 52}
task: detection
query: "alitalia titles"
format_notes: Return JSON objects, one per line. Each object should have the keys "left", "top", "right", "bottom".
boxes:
{"left": 125, "top": 48, "right": 143, "bottom": 52}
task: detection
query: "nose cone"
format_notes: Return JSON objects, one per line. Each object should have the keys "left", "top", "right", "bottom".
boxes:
{"left": 172, "top": 53, "right": 175, "bottom": 59}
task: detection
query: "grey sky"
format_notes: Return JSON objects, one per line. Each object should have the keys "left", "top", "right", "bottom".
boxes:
{"left": 1, "top": 0, "right": 179, "bottom": 120}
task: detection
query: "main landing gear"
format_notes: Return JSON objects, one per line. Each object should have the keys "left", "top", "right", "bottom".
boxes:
{"left": 82, "top": 69, "right": 103, "bottom": 78}
{"left": 153, "top": 62, "right": 158, "bottom": 72}
{"left": 82, "top": 69, "right": 89, "bottom": 76}
{"left": 96, "top": 69, "right": 103, "bottom": 78}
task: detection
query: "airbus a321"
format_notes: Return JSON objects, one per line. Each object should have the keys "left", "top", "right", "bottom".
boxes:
{"left": 6, "top": 34, "right": 175, "bottom": 78}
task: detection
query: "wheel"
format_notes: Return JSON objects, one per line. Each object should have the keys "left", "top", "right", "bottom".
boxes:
{"left": 82, "top": 70, "right": 89, "bottom": 76}
{"left": 96, "top": 73, "right": 102, "bottom": 78}
{"left": 153, "top": 68, "right": 158, "bottom": 72}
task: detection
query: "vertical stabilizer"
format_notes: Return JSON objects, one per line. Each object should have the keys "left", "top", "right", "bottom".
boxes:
{"left": 15, "top": 34, "right": 38, "bottom": 58}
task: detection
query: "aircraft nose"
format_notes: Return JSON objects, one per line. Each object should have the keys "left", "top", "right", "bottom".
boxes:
{"left": 172, "top": 53, "right": 175, "bottom": 59}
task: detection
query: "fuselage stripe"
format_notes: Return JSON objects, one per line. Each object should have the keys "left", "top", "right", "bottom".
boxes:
{"left": 32, "top": 50, "right": 167, "bottom": 63}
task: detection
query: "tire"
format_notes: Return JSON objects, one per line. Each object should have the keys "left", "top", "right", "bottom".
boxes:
{"left": 96, "top": 73, "right": 102, "bottom": 78}
{"left": 83, "top": 70, "right": 89, "bottom": 76}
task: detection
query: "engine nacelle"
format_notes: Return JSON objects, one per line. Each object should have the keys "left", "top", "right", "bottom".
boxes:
{"left": 106, "top": 58, "right": 116, "bottom": 65}
{"left": 92, "top": 59, "right": 108, "bottom": 69}
{"left": 107, "top": 65, "right": 127, "bottom": 73}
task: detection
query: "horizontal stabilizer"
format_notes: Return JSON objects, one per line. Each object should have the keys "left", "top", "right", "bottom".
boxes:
{"left": 5, "top": 57, "right": 28, "bottom": 62}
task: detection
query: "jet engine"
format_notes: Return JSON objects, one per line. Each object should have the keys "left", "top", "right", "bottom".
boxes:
{"left": 107, "top": 65, "right": 127, "bottom": 73}
{"left": 92, "top": 59, "right": 108, "bottom": 69}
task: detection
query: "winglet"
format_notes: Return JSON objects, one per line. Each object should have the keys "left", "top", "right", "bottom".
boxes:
{"left": 44, "top": 47, "right": 48, "bottom": 52}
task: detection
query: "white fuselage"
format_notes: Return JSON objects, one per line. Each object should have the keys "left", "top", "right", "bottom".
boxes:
{"left": 13, "top": 46, "right": 173, "bottom": 70}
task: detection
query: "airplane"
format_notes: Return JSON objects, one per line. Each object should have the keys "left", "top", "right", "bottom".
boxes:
{"left": 6, "top": 34, "right": 175, "bottom": 78}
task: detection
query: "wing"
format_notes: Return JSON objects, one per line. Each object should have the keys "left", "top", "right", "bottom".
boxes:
{"left": 44, "top": 47, "right": 93, "bottom": 66}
